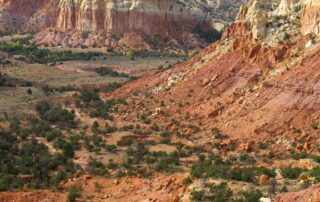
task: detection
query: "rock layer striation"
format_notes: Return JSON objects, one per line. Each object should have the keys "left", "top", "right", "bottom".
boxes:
{"left": 0, "top": 0, "right": 245, "bottom": 50}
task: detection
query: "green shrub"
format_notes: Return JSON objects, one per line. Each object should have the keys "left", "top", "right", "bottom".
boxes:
{"left": 116, "top": 170, "right": 126, "bottom": 178}
{"left": 117, "top": 136, "right": 134, "bottom": 146}
{"left": 281, "top": 166, "right": 305, "bottom": 179}
{"left": 94, "top": 182, "right": 103, "bottom": 192}
{"left": 190, "top": 160, "right": 230, "bottom": 179}
{"left": 62, "top": 143, "right": 75, "bottom": 158}
{"left": 309, "top": 166, "right": 320, "bottom": 182}
{"left": 280, "top": 185, "right": 288, "bottom": 193}
{"left": 86, "top": 158, "right": 108, "bottom": 176}
{"left": 104, "top": 82, "right": 123, "bottom": 93}
{"left": 67, "top": 185, "right": 82, "bottom": 202}
{"left": 27, "top": 88, "right": 32, "bottom": 95}
{"left": 228, "top": 167, "right": 255, "bottom": 183}
{"left": 107, "top": 160, "right": 118, "bottom": 170}
{"left": 0, "top": 130, "right": 77, "bottom": 191}
{"left": 35, "top": 102, "right": 76, "bottom": 129}
{"left": 45, "top": 129, "right": 61, "bottom": 142}
{"left": 155, "top": 159, "right": 169, "bottom": 171}
{"left": 160, "top": 130, "right": 172, "bottom": 138}
{"left": 257, "top": 167, "right": 276, "bottom": 178}
{"left": 190, "top": 189, "right": 205, "bottom": 201}
{"left": 235, "top": 189, "right": 263, "bottom": 202}
{"left": 190, "top": 182, "right": 233, "bottom": 202}
{"left": 291, "top": 152, "right": 320, "bottom": 163}
{"left": 0, "top": 42, "right": 103, "bottom": 63}
{"left": 95, "top": 67, "right": 129, "bottom": 78}
{"left": 0, "top": 175, "right": 13, "bottom": 191}
{"left": 258, "top": 142, "right": 268, "bottom": 149}
{"left": 51, "top": 171, "right": 67, "bottom": 189}
{"left": 105, "top": 144, "right": 117, "bottom": 153}
{"left": 183, "top": 177, "right": 192, "bottom": 185}
{"left": 312, "top": 123, "right": 319, "bottom": 130}
{"left": 79, "top": 89, "right": 100, "bottom": 103}
{"left": 283, "top": 32, "right": 291, "bottom": 41}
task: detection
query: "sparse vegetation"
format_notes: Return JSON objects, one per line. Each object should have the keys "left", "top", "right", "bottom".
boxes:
{"left": 68, "top": 185, "right": 82, "bottom": 202}
{"left": 281, "top": 166, "right": 305, "bottom": 180}
{"left": 95, "top": 67, "right": 130, "bottom": 78}
{"left": 0, "top": 7, "right": 319, "bottom": 201}
{"left": 283, "top": 32, "right": 291, "bottom": 41}
{"left": 0, "top": 41, "right": 103, "bottom": 63}
{"left": 190, "top": 182, "right": 263, "bottom": 202}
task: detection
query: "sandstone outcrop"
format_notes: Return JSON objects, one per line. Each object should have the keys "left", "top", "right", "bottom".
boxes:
{"left": 279, "top": 0, "right": 300, "bottom": 16}
{"left": 0, "top": 0, "right": 245, "bottom": 50}
{"left": 301, "top": 0, "right": 320, "bottom": 36}
{"left": 40, "top": 0, "right": 216, "bottom": 49}
{"left": 236, "top": 0, "right": 320, "bottom": 41}
{"left": 236, "top": 0, "right": 275, "bottom": 39}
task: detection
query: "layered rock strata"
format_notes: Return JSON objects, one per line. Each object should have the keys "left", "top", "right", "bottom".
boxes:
{"left": 0, "top": 0, "right": 245, "bottom": 50}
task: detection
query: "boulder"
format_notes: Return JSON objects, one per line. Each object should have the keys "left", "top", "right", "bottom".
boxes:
{"left": 298, "top": 172, "right": 311, "bottom": 182}
{"left": 258, "top": 174, "right": 270, "bottom": 185}
{"left": 239, "top": 142, "right": 252, "bottom": 151}
{"left": 303, "top": 143, "right": 311, "bottom": 151}
{"left": 296, "top": 143, "right": 303, "bottom": 151}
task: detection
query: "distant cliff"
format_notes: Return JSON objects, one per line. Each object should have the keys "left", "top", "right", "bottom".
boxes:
{"left": 0, "top": 0, "right": 244, "bottom": 50}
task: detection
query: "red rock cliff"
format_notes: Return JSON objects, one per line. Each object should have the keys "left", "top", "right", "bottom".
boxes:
{"left": 0, "top": 0, "right": 56, "bottom": 32}
{"left": 0, "top": 0, "right": 221, "bottom": 50}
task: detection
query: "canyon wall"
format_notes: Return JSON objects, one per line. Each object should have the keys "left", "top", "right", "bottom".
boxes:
{"left": 55, "top": 0, "right": 211, "bottom": 35}
{"left": 46, "top": 0, "right": 215, "bottom": 49}
{"left": 1, "top": 0, "right": 240, "bottom": 50}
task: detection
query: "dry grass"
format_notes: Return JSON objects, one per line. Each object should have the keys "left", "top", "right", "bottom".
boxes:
{"left": 0, "top": 53, "right": 180, "bottom": 115}
{"left": 57, "top": 56, "right": 181, "bottom": 77}
{"left": 0, "top": 87, "right": 45, "bottom": 115}
{"left": 149, "top": 144, "right": 177, "bottom": 154}
{"left": 1, "top": 62, "right": 127, "bottom": 87}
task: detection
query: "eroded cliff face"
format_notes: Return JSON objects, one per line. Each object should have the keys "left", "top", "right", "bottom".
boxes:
{"left": 235, "top": 0, "right": 320, "bottom": 44}
{"left": 56, "top": 0, "right": 210, "bottom": 34}
{"left": 0, "top": 0, "right": 57, "bottom": 33}
{"left": 236, "top": 0, "right": 300, "bottom": 41}
{"left": 1, "top": 0, "right": 244, "bottom": 50}
{"left": 44, "top": 0, "right": 216, "bottom": 49}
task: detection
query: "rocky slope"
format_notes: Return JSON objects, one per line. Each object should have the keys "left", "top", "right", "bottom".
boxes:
{"left": 275, "top": 183, "right": 320, "bottom": 202}
{"left": 98, "top": 4, "right": 320, "bottom": 200}
{"left": 0, "top": 0, "right": 245, "bottom": 50}
{"left": 0, "top": 174, "right": 186, "bottom": 202}
{"left": 236, "top": 0, "right": 320, "bottom": 41}
{"left": 105, "top": 0, "right": 320, "bottom": 147}
{"left": 2, "top": 0, "right": 320, "bottom": 201}
{"left": 99, "top": 2, "right": 320, "bottom": 198}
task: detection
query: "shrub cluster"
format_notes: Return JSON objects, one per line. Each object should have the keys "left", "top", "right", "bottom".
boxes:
{"left": 0, "top": 41, "right": 103, "bottom": 63}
